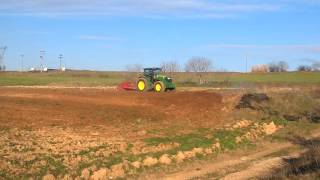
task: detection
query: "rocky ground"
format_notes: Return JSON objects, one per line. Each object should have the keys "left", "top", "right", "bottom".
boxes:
{"left": 0, "top": 87, "right": 319, "bottom": 179}
{"left": 0, "top": 119, "right": 279, "bottom": 179}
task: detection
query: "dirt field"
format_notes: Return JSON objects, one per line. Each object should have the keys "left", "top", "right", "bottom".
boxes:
{"left": 0, "top": 87, "right": 319, "bottom": 179}
{"left": 0, "top": 88, "right": 223, "bottom": 131}
{"left": 0, "top": 88, "right": 227, "bottom": 179}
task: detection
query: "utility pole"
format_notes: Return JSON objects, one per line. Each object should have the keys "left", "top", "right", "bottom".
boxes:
{"left": 59, "top": 54, "right": 63, "bottom": 70}
{"left": 40, "top": 50, "right": 45, "bottom": 72}
{"left": 20, "top": 54, "right": 24, "bottom": 72}
{"left": 0, "top": 46, "right": 7, "bottom": 71}
{"left": 245, "top": 53, "right": 248, "bottom": 73}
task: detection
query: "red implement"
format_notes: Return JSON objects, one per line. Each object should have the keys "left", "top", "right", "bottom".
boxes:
{"left": 117, "top": 81, "right": 136, "bottom": 91}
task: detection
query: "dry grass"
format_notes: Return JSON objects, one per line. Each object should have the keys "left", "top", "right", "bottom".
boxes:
{"left": 263, "top": 136, "right": 320, "bottom": 179}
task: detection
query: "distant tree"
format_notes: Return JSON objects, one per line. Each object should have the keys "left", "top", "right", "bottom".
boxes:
{"left": 0, "top": 66, "right": 5, "bottom": 71}
{"left": 126, "top": 64, "right": 142, "bottom": 72}
{"left": 297, "top": 65, "right": 312, "bottom": 71}
{"left": 125, "top": 64, "right": 142, "bottom": 81}
{"left": 161, "top": 61, "right": 180, "bottom": 75}
{"left": 185, "top": 57, "right": 212, "bottom": 84}
{"left": 268, "top": 61, "right": 289, "bottom": 72}
{"left": 268, "top": 62, "right": 280, "bottom": 72}
{"left": 312, "top": 62, "right": 320, "bottom": 71}
{"left": 185, "top": 57, "right": 212, "bottom": 73}
{"left": 278, "top": 61, "right": 289, "bottom": 72}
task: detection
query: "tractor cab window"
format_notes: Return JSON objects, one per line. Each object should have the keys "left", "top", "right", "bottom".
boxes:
{"left": 144, "top": 68, "right": 162, "bottom": 76}
{"left": 153, "top": 69, "right": 161, "bottom": 75}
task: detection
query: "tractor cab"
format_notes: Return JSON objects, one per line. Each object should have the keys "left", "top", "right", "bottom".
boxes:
{"left": 143, "top": 68, "right": 162, "bottom": 81}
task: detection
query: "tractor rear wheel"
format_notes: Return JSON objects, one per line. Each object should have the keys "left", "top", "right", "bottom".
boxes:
{"left": 137, "top": 78, "right": 149, "bottom": 92}
{"left": 154, "top": 81, "right": 166, "bottom": 92}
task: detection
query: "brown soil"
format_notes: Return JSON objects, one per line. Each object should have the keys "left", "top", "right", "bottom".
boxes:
{"left": 0, "top": 87, "right": 225, "bottom": 178}
{"left": 0, "top": 87, "right": 223, "bottom": 139}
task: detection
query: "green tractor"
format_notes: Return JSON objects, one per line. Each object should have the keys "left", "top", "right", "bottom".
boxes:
{"left": 137, "top": 68, "right": 176, "bottom": 92}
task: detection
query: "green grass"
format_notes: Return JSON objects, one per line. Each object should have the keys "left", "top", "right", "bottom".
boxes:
{"left": 0, "top": 71, "right": 126, "bottom": 86}
{"left": 0, "top": 71, "right": 319, "bottom": 87}
{"left": 0, "top": 170, "right": 13, "bottom": 180}
{"left": 144, "top": 128, "right": 253, "bottom": 152}
{"left": 144, "top": 133, "right": 214, "bottom": 151}
{"left": 174, "top": 71, "right": 320, "bottom": 87}
{"left": 78, "top": 144, "right": 108, "bottom": 156}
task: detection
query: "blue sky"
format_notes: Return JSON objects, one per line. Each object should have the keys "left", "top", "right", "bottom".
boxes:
{"left": 0, "top": 0, "right": 319, "bottom": 71}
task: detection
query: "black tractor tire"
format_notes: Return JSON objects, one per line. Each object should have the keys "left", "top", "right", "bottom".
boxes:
{"left": 137, "top": 78, "right": 149, "bottom": 92}
{"left": 154, "top": 81, "right": 166, "bottom": 92}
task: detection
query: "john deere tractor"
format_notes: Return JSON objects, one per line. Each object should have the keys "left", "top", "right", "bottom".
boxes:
{"left": 137, "top": 68, "right": 176, "bottom": 92}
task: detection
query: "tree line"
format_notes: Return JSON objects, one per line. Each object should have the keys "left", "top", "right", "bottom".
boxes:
{"left": 126, "top": 57, "right": 212, "bottom": 74}
{"left": 127, "top": 58, "right": 320, "bottom": 73}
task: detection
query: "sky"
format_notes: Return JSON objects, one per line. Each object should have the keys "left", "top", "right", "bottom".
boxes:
{"left": 0, "top": 0, "right": 319, "bottom": 72}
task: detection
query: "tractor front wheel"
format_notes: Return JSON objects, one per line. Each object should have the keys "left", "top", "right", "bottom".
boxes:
{"left": 137, "top": 78, "right": 149, "bottom": 92}
{"left": 154, "top": 81, "right": 166, "bottom": 92}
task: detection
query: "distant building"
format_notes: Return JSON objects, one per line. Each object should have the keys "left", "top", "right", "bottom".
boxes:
{"left": 29, "top": 67, "right": 67, "bottom": 72}
{"left": 251, "top": 64, "right": 269, "bottom": 73}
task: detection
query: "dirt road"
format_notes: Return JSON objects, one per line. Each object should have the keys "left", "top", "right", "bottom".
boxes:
{"left": 162, "top": 129, "right": 320, "bottom": 180}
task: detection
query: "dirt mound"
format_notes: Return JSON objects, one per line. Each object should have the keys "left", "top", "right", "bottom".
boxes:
{"left": 236, "top": 93, "right": 270, "bottom": 110}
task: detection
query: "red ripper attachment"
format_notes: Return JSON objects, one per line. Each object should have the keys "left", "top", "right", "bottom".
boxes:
{"left": 117, "top": 81, "right": 136, "bottom": 91}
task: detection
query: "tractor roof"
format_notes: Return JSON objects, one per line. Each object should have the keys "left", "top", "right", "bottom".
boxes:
{"left": 144, "top": 67, "right": 162, "bottom": 71}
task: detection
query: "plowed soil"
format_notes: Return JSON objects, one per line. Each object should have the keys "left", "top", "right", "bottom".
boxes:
{"left": 0, "top": 88, "right": 223, "bottom": 139}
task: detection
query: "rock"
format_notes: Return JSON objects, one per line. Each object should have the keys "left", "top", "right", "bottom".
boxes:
{"left": 240, "top": 156, "right": 249, "bottom": 161}
{"left": 175, "top": 151, "right": 185, "bottom": 163}
{"left": 263, "top": 121, "right": 277, "bottom": 135}
{"left": 204, "top": 148, "right": 213, "bottom": 154}
{"left": 81, "top": 168, "right": 90, "bottom": 179}
{"left": 143, "top": 156, "right": 158, "bottom": 167}
{"left": 137, "top": 130, "right": 147, "bottom": 136}
{"left": 90, "top": 132, "right": 100, "bottom": 136}
{"left": 62, "top": 174, "right": 73, "bottom": 180}
{"left": 235, "top": 136, "right": 242, "bottom": 143}
{"left": 110, "top": 164, "right": 125, "bottom": 178}
{"left": 90, "top": 168, "right": 108, "bottom": 180}
{"left": 244, "top": 132, "right": 252, "bottom": 139}
{"left": 183, "top": 151, "right": 195, "bottom": 159}
{"left": 42, "top": 174, "right": 55, "bottom": 180}
{"left": 205, "top": 134, "right": 213, "bottom": 139}
{"left": 159, "top": 154, "right": 172, "bottom": 165}
{"left": 88, "top": 165, "right": 97, "bottom": 172}
{"left": 122, "top": 160, "right": 130, "bottom": 171}
{"left": 192, "top": 148, "right": 204, "bottom": 154}
{"left": 131, "top": 161, "right": 141, "bottom": 169}
{"left": 212, "top": 142, "right": 221, "bottom": 150}
{"left": 233, "top": 119, "right": 252, "bottom": 129}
